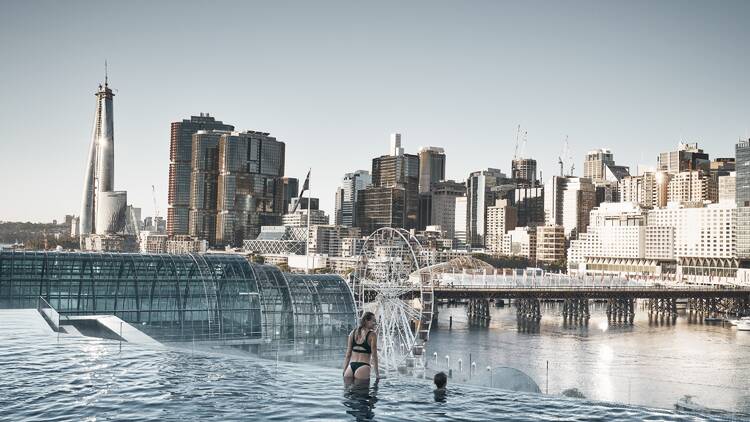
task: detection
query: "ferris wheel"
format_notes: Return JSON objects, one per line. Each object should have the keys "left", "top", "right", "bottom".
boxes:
{"left": 352, "top": 227, "right": 435, "bottom": 374}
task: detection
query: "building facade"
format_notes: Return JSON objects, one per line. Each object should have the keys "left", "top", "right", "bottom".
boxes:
{"left": 544, "top": 176, "right": 596, "bottom": 239}
{"left": 168, "top": 114, "right": 234, "bottom": 236}
{"left": 511, "top": 158, "right": 537, "bottom": 187}
{"left": 418, "top": 146, "right": 446, "bottom": 194}
{"left": 215, "top": 131, "right": 285, "bottom": 246}
{"left": 485, "top": 199, "right": 518, "bottom": 253}
{"left": 657, "top": 142, "right": 710, "bottom": 174}
{"left": 334, "top": 170, "right": 371, "bottom": 227}
{"left": 536, "top": 225, "right": 566, "bottom": 263}
{"left": 466, "top": 168, "right": 508, "bottom": 248}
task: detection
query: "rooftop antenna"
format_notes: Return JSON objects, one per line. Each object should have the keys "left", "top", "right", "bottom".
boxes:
{"left": 104, "top": 60, "right": 108, "bottom": 86}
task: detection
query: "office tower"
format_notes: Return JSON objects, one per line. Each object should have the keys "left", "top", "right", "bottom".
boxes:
{"left": 168, "top": 114, "right": 234, "bottom": 236}
{"left": 466, "top": 168, "right": 508, "bottom": 248}
{"left": 510, "top": 186, "right": 544, "bottom": 227}
{"left": 307, "top": 226, "right": 361, "bottom": 256}
{"left": 418, "top": 146, "right": 446, "bottom": 194}
{"left": 188, "top": 130, "right": 228, "bottom": 244}
{"left": 544, "top": 176, "right": 596, "bottom": 239}
{"left": 485, "top": 199, "right": 518, "bottom": 253}
{"left": 666, "top": 170, "right": 717, "bottom": 204}
{"left": 657, "top": 142, "right": 710, "bottom": 174}
{"left": 454, "top": 196, "right": 468, "bottom": 248}
{"left": 511, "top": 158, "right": 537, "bottom": 187}
{"left": 536, "top": 225, "right": 566, "bottom": 263}
{"left": 334, "top": 170, "right": 371, "bottom": 226}
{"left": 711, "top": 157, "right": 735, "bottom": 174}
{"left": 428, "top": 180, "right": 465, "bottom": 241}
{"left": 356, "top": 186, "right": 406, "bottom": 235}
{"left": 358, "top": 135, "right": 419, "bottom": 233}
{"left": 281, "top": 177, "right": 299, "bottom": 215}
{"left": 215, "top": 131, "right": 285, "bottom": 246}
{"left": 736, "top": 139, "right": 750, "bottom": 263}
{"left": 80, "top": 77, "right": 128, "bottom": 236}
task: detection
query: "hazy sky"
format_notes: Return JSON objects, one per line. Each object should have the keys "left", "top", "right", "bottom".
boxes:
{"left": 1, "top": 0, "right": 748, "bottom": 223}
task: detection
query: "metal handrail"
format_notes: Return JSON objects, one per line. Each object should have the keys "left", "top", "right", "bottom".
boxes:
{"left": 37, "top": 296, "right": 61, "bottom": 332}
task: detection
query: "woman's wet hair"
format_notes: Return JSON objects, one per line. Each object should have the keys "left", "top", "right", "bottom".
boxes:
{"left": 357, "top": 312, "right": 375, "bottom": 337}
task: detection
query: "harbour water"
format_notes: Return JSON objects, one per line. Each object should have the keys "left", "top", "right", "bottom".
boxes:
{"left": 428, "top": 301, "right": 750, "bottom": 414}
{"left": 1, "top": 309, "right": 747, "bottom": 421}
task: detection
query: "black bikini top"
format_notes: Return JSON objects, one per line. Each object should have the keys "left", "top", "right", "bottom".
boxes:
{"left": 351, "top": 330, "right": 372, "bottom": 354}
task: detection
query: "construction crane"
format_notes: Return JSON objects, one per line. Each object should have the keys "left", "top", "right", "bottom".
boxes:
{"left": 152, "top": 185, "right": 160, "bottom": 220}
{"left": 513, "top": 124, "right": 521, "bottom": 160}
{"left": 558, "top": 136, "right": 574, "bottom": 176}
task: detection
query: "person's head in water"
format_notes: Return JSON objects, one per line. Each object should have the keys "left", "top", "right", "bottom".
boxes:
{"left": 359, "top": 311, "right": 376, "bottom": 334}
{"left": 434, "top": 372, "right": 447, "bottom": 390}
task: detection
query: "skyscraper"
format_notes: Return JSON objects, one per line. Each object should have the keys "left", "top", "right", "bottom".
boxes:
{"left": 281, "top": 177, "right": 299, "bottom": 215}
{"left": 736, "top": 138, "right": 750, "bottom": 263}
{"left": 168, "top": 114, "right": 234, "bottom": 237}
{"left": 544, "top": 176, "right": 596, "bottom": 239}
{"left": 358, "top": 134, "right": 420, "bottom": 233}
{"left": 334, "top": 170, "right": 371, "bottom": 227}
{"left": 188, "top": 130, "right": 229, "bottom": 245}
{"left": 80, "top": 76, "right": 128, "bottom": 237}
{"left": 418, "top": 146, "right": 446, "bottom": 194}
{"left": 215, "top": 131, "right": 285, "bottom": 246}
{"left": 466, "top": 168, "right": 508, "bottom": 248}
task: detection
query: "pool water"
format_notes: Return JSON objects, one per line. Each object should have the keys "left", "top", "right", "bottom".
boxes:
{"left": 0, "top": 322, "right": 744, "bottom": 421}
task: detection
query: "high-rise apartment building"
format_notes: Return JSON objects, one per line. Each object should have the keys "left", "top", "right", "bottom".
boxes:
{"left": 735, "top": 139, "right": 750, "bottom": 263}
{"left": 583, "top": 149, "right": 615, "bottom": 182}
{"left": 666, "top": 170, "right": 717, "bottom": 204}
{"left": 719, "top": 172, "right": 736, "bottom": 204}
{"left": 466, "top": 168, "right": 508, "bottom": 247}
{"left": 282, "top": 209, "right": 329, "bottom": 227}
{"left": 544, "top": 176, "right": 596, "bottom": 239}
{"left": 215, "top": 131, "right": 285, "bottom": 246}
{"left": 418, "top": 146, "right": 446, "bottom": 194}
{"left": 619, "top": 171, "right": 670, "bottom": 209}
{"left": 168, "top": 114, "right": 234, "bottom": 236}
{"left": 485, "top": 199, "right": 518, "bottom": 253}
{"left": 334, "top": 170, "right": 371, "bottom": 227}
{"left": 657, "top": 142, "right": 710, "bottom": 174}
{"left": 501, "top": 226, "right": 537, "bottom": 260}
{"left": 188, "top": 130, "right": 229, "bottom": 244}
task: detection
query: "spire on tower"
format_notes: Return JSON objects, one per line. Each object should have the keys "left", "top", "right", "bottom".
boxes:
{"left": 104, "top": 60, "right": 108, "bottom": 86}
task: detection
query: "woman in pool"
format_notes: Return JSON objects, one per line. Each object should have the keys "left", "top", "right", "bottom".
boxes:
{"left": 342, "top": 311, "right": 380, "bottom": 380}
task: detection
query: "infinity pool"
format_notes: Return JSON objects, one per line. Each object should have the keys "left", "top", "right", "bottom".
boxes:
{"left": 0, "top": 322, "right": 743, "bottom": 421}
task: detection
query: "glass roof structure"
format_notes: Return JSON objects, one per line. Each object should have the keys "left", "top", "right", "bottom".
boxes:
{"left": 0, "top": 251, "right": 356, "bottom": 358}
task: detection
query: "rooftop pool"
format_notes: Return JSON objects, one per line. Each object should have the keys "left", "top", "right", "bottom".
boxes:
{"left": 0, "top": 322, "right": 744, "bottom": 421}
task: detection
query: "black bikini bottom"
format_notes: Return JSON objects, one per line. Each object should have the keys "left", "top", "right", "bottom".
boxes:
{"left": 350, "top": 361, "right": 370, "bottom": 373}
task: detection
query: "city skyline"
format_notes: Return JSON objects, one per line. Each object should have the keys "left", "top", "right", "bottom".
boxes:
{"left": 2, "top": 1, "right": 749, "bottom": 223}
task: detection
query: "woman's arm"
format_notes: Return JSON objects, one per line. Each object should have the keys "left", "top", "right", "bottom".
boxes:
{"left": 370, "top": 332, "right": 380, "bottom": 378}
{"left": 342, "top": 331, "right": 352, "bottom": 375}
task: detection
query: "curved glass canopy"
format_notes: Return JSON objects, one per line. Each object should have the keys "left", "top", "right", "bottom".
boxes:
{"left": 0, "top": 251, "right": 357, "bottom": 358}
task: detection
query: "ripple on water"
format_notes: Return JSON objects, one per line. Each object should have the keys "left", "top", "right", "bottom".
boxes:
{"left": 0, "top": 330, "right": 745, "bottom": 421}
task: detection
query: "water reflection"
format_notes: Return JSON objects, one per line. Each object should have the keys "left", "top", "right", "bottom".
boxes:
{"left": 342, "top": 378, "right": 379, "bottom": 421}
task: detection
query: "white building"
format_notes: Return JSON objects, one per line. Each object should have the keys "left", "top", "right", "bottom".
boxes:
{"left": 282, "top": 209, "right": 329, "bottom": 227}
{"left": 501, "top": 226, "right": 536, "bottom": 260}
{"left": 667, "top": 170, "right": 717, "bottom": 205}
{"left": 544, "top": 176, "right": 596, "bottom": 239}
{"left": 454, "top": 196, "right": 468, "bottom": 248}
{"left": 719, "top": 171, "right": 736, "bottom": 204}
{"left": 485, "top": 199, "right": 517, "bottom": 253}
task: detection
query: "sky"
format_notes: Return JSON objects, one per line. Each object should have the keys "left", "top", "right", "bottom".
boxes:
{"left": 1, "top": 0, "right": 748, "bottom": 223}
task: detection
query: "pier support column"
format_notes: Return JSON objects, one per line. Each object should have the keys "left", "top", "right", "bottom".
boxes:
{"left": 562, "top": 298, "right": 590, "bottom": 324}
{"left": 515, "top": 298, "right": 542, "bottom": 323}
{"left": 467, "top": 299, "right": 490, "bottom": 325}
{"left": 606, "top": 298, "right": 635, "bottom": 325}
{"left": 648, "top": 298, "right": 678, "bottom": 321}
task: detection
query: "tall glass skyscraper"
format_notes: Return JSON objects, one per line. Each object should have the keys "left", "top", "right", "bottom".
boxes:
{"left": 736, "top": 139, "right": 750, "bottom": 262}
{"left": 168, "top": 114, "right": 234, "bottom": 237}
